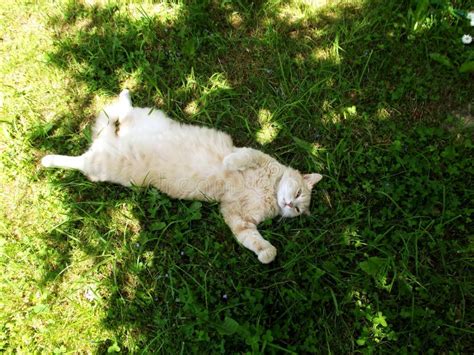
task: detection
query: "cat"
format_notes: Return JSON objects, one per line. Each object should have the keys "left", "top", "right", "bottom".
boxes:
{"left": 41, "top": 90, "right": 322, "bottom": 263}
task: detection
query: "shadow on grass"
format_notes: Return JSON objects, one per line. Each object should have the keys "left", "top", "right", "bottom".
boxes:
{"left": 37, "top": 0, "right": 473, "bottom": 352}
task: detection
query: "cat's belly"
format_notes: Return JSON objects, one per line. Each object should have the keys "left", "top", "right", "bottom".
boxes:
{"left": 86, "top": 120, "right": 235, "bottom": 199}
{"left": 121, "top": 134, "right": 234, "bottom": 201}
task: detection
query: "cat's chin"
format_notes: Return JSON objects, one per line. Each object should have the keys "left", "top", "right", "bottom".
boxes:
{"left": 278, "top": 202, "right": 288, "bottom": 217}
{"left": 279, "top": 207, "right": 294, "bottom": 218}
{"left": 278, "top": 200, "right": 293, "bottom": 218}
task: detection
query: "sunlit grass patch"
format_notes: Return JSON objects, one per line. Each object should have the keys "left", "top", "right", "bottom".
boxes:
{"left": 277, "top": 3, "right": 309, "bottom": 25}
{"left": 107, "top": 202, "right": 142, "bottom": 238}
{"left": 375, "top": 106, "right": 392, "bottom": 121}
{"left": 184, "top": 100, "right": 200, "bottom": 116}
{"left": 126, "top": 2, "right": 184, "bottom": 25}
{"left": 255, "top": 109, "right": 281, "bottom": 145}
{"left": 227, "top": 11, "right": 244, "bottom": 29}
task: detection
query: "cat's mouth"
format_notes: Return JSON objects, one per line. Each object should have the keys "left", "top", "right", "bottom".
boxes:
{"left": 279, "top": 198, "right": 293, "bottom": 209}
{"left": 278, "top": 201, "right": 293, "bottom": 217}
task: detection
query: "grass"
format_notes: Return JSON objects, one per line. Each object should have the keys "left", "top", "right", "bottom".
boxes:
{"left": 1, "top": 0, "right": 473, "bottom": 353}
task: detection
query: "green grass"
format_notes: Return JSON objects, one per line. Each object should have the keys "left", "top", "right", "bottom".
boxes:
{"left": 1, "top": 0, "right": 473, "bottom": 353}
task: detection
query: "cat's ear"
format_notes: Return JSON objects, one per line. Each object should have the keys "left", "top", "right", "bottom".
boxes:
{"left": 303, "top": 173, "right": 322, "bottom": 189}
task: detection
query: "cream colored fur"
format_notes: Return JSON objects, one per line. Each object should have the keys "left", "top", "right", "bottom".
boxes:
{"left": 41, "top": 90, "right": 322, "bottom": 263}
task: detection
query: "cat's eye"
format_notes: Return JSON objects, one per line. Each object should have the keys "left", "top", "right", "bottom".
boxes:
{"left": 295, "top": 189, "right": 302, "bottom": 198}
{"left": 295, "top": 206, "right": 300, "bottom": 213}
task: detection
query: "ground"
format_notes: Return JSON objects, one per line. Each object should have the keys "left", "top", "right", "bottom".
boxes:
{"left": 0, "top": 0, "right": 473, "bottom": 353}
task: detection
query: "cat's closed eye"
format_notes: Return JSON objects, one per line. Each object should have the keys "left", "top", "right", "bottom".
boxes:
{"left": 295, "top": 189, "right": 302, "bottom": 199}
{"left": 295, "top": 206, "right": 300, "bottom": 213}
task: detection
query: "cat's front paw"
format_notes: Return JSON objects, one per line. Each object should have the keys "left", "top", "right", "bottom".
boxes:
{"left": 258, "top": 245, "right": 277, "bottom": 264}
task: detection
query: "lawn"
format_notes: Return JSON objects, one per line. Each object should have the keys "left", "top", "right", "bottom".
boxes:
{"left": 0, "top": 0, "right": 473, "bottom": 353}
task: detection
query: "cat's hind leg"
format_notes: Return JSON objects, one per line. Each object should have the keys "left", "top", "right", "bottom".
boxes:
{"left": 41, "top": 154, "right": 85, "bottom": 171}
{"left": 118, "top": 89, "right": 132, "bottom": 112}
{"left": 101, "top": 89, "right": 133, "bottom": 123}
{"left": 93, "top": 89, "right": 134, "bottom": 139}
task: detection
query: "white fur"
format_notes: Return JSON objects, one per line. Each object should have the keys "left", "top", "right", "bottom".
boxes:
{"left": 41, "top": 91, "right": 323, "bottom": 263}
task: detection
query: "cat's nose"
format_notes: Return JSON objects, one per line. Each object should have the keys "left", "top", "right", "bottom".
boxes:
{"left": 286, "top": 202, "right": 293, "bottom": 208}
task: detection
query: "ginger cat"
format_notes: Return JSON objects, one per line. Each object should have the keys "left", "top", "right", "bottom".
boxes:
{"left": 41, "top": 90, "right": 322, "bottom": 263}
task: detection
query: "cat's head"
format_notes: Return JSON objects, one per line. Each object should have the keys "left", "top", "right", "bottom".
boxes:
{"left": 277, "top": 169, "right": 322, "bottom": 218}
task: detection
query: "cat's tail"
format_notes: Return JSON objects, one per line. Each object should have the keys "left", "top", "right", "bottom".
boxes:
{"left": 93, "top": 89, "right": 133, "bottom": 139}
{"left": 41, "top": 154, "right": 85, "bottom": 171}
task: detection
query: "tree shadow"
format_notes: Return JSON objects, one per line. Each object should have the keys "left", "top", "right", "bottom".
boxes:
{"left": 36, "top": 0, "right": 473, "bottom": 352}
